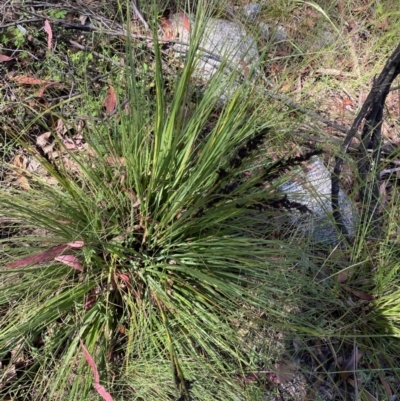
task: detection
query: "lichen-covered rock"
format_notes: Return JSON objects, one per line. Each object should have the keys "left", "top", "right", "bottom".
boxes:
{"left": 258, "top": 22, "right": 270, "bottom": 39}
{"left": 273, "top": 25, "right": 288, "bottom": 42}
{"left": 242, "top": 3, "right": 261, "bottom": 20}
{"left": 279, "top": 156, "right": 356, "bottom": 245}
{"left": 163, "top": 13, "right": 260, "bottom": 104}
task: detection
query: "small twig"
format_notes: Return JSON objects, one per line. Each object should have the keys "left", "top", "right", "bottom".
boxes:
{"left": 69, "top": 40, "right": 124, "bottom": 67}
{"left": 0, "top": 18, "right": 43, "bottom": 28}
{"left": 131, "top": 0, "right": 149, "bottom": 30}
{"left": 91, "top": 67, "right": 121, "bottom": 83}
{"left": 47, "top": 92, "right": 82, "bottom": 102}
{"left": 315, "top": 68, "right": 357, "bottom": 78}
{"left": 379, "top": 167, "right": 400, "bottom": 177}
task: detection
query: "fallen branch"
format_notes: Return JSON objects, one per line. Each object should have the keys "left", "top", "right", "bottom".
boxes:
{"left": 332, "top": 40, "right": 400, "bottom": 242}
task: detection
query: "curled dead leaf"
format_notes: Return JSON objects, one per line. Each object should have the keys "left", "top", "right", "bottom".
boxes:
{"left": 12, "top": 155, "right": 31, "bottom": 190}
{"left": 55, "top": 254, "right": 83, "bottom": 272}
{"left": 80, "top": 340, "right": 114, "bottom": 401}
{"left": 342, "top": 285, "right": 376, "bottom": 301}
{"left": 36, "top": 132, "right": 52, "bottom": 148}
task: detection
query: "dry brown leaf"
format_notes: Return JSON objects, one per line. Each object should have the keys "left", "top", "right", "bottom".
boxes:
{"left": 55, "top": 118, "right": 68, "bottom": 137}
{"left": 104, "top": 86, "right": 117, "bottom": 114}
{"left": 55, "top": 255, "right": 83, "bottom": 271}
{"left": 37, "top": 82, "right": 58, "bottom": 97}
{"left": 12, "top": 75, "right": 57, "bottom": 86}
{"left": 342, "top": 285, "right": 376, "bottom": 301}
{"left": 17, "top": 176, "right": 31, "bottom": 190}
{"left": 11, "top": 75, "right": 59, "bottom": 97}
{"left": 179, "top": 10, "right": 191, "bottom": 31}
{"left": 240, "top": 60, "right": 249, "bottom": 77}
{"left": 7, "top": 244, "right": 69, "bottom": 268}
{"left": 105, "top": 156, "right": 126, "bottom": 166}
{"left": 79, "top": 14, "right": 89, "bottom": 25}
{"left": 44, "top": 19, "right": 53, "bottom": 50}
{"left": 337, "top": 271, "right": 348, "bottom": 283}
{"left": 13, "top": 154, "right": 28, "bottom": 169}
{"left": 0, "top": 54, "right": 14, "bottom": 62}
{"left": 80, "top": 341, "right": 114, "bottom": 401}
{"left": 12, "top": 155, "right": 31, "bottom": 190}
{"left": 36, "top": 131, "right": 52, "bottom": 148}
{"left": 37, "top": 132, "right": 56, "bottom": 156}
{"left": 6, "top": 242, "right": 84, "bottom": 269}
{"left": 67, "top": 241, "right": 85, "bottom": 249}
{"left": 341, "top": 345, "right": 363, "bottom": 380}
{"left": 376, "top": 17, "right": 390, "bottom": 31}
{"left": 123, "top": 188, "right": 140, "bottom": 205}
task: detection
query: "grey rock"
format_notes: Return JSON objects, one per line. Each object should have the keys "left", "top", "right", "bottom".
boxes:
{"left": 273, "top": 25, "right": 288, "bottom": 42}
{"left": 312, "top": 30, "right": 336, "bottom": 50}
{"left": 167, "top": 13, "right": 260, "bottom": 104}
{"left": 258, "top": 22, "right": 270, "bottom": 39}
{"left": 169, "top": 14, "right": 259, "bottom": 77}
{"left": 242, "top": 3, "right": 261, "bottom": 20}
{"left": 279, "top": 156, "right": 356, "bottom": 245}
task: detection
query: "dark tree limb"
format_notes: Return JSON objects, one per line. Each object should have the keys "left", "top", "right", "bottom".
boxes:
{"left": 332, "top": 41, "right": 400, "bottom": 242}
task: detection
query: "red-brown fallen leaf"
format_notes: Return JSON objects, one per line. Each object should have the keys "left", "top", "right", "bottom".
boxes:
{"left": 37, "top": 82, "right": 58, "bottom": 97}
{"left": 117, "top": 273, "right": 130, "bottom": 283}
{"left": 54, "top": 255, "right": 83, "bottom": 271}
{"left": 11, "top": 75, "right": 59, "bottom": 97}
{"left": 80, "top": 340, "right": 114, "bottom": 401}
{"left": 6, "top": 242, "right": 84, "bottom": 269}
{"left": 104, "top": 86, "right": 117, "bottom": 114}
{"left": 342, "top": 285, "right": 376, "bottom": 301}
{"left": 6, "top": 245, "right": 70, "bottom": 268}
{"left": 85, "top": 298, "right": 96, "bottom": 310}
{"left": 116, "top": 273, "right": 133, "bottom": 291}
{"left": 179, "top": 10, "right": 191, "bottom": 31}
{"left": 0, "top": 54, "right": 14, "bottom": 62}
{"left": 12, "top": 75, "right": 57, "bottom": 85}
{"left": 369, "top": 362, "right": 393, "bottom": 397}
{"left": 44, "top": 19, "right": 53, "bottom": 50}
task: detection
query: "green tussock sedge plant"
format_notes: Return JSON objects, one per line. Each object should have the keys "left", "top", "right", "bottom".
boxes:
{"left": 0, "top": 2, "right": 315, "bottom": 400}
{"left": 2, "top": 1, "right": 400, "bottom": 400}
